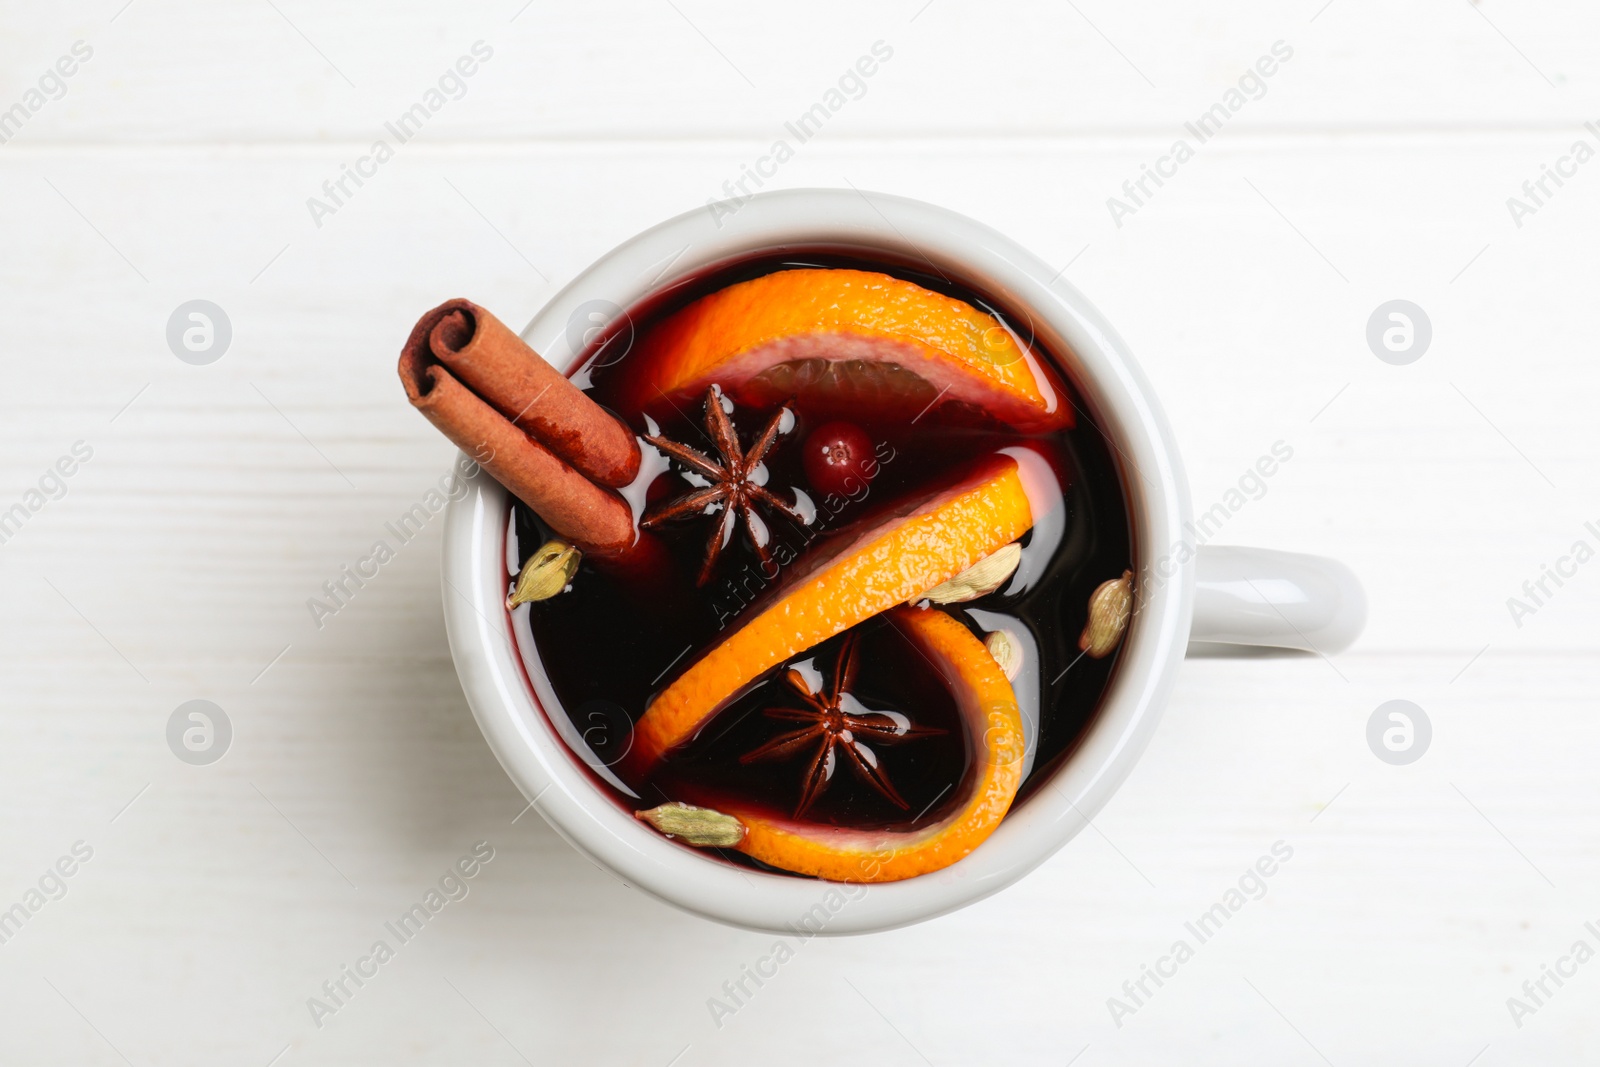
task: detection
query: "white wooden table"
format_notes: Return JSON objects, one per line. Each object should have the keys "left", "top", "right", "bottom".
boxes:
{"left": 3, "top": 2, "right": 1598, "bottom": 1063}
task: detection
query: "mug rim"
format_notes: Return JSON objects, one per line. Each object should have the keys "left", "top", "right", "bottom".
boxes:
{"left": 441, "top": 188, "right": 1194, "bottom": 934}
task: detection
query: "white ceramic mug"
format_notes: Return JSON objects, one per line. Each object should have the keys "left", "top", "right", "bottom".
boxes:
{"left": 440, "top": 189, "right": 1365, "bottom": 934}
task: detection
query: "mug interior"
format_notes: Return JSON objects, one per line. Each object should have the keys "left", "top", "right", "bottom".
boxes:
{"left": 442, "top": 189, "right": 1193, "bottom": 933}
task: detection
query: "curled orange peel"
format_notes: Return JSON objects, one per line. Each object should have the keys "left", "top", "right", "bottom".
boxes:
{"left": 637, "top": 605, "right": 1026, "bottom": 882}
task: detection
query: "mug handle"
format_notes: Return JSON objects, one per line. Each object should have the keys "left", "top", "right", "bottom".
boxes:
{"left": 1188, "top": 546, "right": 1366, "bottom": 654}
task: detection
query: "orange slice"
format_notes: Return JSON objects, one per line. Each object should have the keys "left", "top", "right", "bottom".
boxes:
{"left": 627, "top": 453, "right": 1034, "bottom": 772}
{"left": 638, "top": 606, "right": 1026, "bottom": 882}
{"left": 619, "top": 268, "right": 1072, "bottom": 432}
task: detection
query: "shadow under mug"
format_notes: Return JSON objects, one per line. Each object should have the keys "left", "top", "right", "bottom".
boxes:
{"left": 440, "top": 189, "right": 1365, "bottom": 934}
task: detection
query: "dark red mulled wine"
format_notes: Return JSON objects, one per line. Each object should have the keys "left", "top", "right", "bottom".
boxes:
{"left": 507, "top": 249, "right": 1131, "bottom": 875}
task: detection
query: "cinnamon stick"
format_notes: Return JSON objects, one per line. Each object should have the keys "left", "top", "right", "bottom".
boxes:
{"left": 404, "top": 298, "right": 640, "bottom": 488}
{"left": 399, "top": 345, "right": 635, "bottom": 558}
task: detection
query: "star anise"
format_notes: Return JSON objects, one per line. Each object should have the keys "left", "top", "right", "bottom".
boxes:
{"left": 641, "top": 386, "right": 809, "bottom": 585}
{"left": 740, "top": 631, "right": 942, "bottom": 819}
